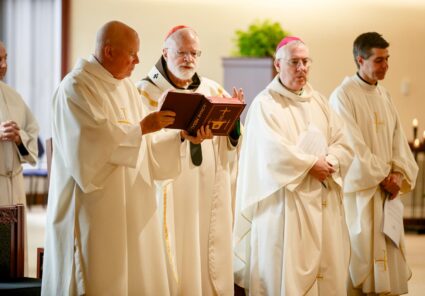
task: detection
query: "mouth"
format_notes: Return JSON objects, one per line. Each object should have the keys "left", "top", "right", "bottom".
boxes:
{"left": 180, "top": 65, "right": 194, "bottom": 70}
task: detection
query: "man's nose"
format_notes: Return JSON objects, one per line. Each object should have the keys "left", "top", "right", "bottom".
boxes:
{"left": 183, "top": 53, "right": 195, "bottom": 62}
{"left": 134, "top": 55, "right": 140, "bottom": 65}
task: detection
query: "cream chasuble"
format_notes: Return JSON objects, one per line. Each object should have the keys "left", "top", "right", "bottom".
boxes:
{"left": 42, "top": 56, "right": 181, "bottom": 296}
{"left": 330, "top": 75, "right": 418, "bottom": 295}
{"left": 233, "top": 76, "right": 353, "bottom": 296}
{"left": 136, "top": 58, "right": 240, "bottom": 296}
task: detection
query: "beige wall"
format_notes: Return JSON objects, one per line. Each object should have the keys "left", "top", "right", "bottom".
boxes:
{"left": 70, "top": 0, "right": 425, "bottom": 139}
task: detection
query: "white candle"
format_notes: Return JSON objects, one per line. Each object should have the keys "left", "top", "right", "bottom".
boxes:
{"left": 414, "top": 138, "right": 420, "bottom": 148}
{"left": 413, "top": 118, "right": 419, "bottom": 127}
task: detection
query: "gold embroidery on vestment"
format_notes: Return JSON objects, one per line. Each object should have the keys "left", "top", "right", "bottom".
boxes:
{"left": 375, "top": 250, "right": 387, "bottom": 271}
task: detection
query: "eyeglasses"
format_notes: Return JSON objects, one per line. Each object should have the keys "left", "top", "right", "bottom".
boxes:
{"left": 285, "top": 58, "right": 312, "bottom": 68}
{"left": 168, "top": 49, "right": 202, "bottom": 58}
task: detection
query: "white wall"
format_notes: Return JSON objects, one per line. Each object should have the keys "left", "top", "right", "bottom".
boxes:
{"left": 69, "top": 0, "right": 425, "bottom": 139}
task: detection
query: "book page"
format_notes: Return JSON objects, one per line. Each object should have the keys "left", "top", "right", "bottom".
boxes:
{"left": 383, "top": 197, "right": 404, "bottom": 248}
{"left": 296, "top": 124, "right": 328, "bottom": 157}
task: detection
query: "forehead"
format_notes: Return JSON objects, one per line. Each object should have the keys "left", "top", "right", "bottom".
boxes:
{"left": 128, "top": 31, "right": 139, "bottom": 47}
{"left": 369, "top": 47, "right": 389, "bottom": 59}
{"left": 287, "top": 43, "right": 309, "bottom": 58}
{"left": 171, "top": 31, "right": 200, "bottom": 49}
{"left": 120, "top": 35, "right": 139, "bottom": 53}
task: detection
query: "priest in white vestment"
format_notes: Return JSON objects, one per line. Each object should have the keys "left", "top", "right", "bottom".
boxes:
{"left": 0, "top": 41, "right": 39, "bottom": 206}
{"left": 41, "top": 21, "right": 182, "bottom": 296}
{"left": 0, "top": 41, "right": 39, "bottom": 275}
{"left": 233, "top": 36, "right": 354, "bottom": 296}
{"left": 136, "top": 26, "right": 243, "bottom": 296}
{"left": 329, "top": 32, "right": 418, "bottom": 296}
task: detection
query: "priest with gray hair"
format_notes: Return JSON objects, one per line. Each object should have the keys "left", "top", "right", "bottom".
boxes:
{"left": 233, "top": 36, "right": 354, "bottom": 295}
{"left": 137, "top": 25, "right": 243, "bottom": 296}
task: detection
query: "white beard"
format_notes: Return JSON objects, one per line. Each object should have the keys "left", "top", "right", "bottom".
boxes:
{"left": 168, "top": 63, "right": 196, "bottom": 80}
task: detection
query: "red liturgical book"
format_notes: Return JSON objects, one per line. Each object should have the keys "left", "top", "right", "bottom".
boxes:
{"left": 160, "top": 91, "right": 246, "bottom": 136}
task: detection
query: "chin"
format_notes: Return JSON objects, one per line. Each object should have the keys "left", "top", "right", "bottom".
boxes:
{"left": 297, "top": 82, "right": 307, "bottom": 89}
{"left": 176, "top": 71, "right": 195, "bottom": 80}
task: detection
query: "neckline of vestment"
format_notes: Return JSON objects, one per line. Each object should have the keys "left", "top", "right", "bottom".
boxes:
{"left": 269, "top": 75, "right": 313, "bottom": 103}
{"left": 353, "top": 74, "right": 379, "bottom": 93}
{"left": 75, "top": 55, "right": 122, "bottom": 86}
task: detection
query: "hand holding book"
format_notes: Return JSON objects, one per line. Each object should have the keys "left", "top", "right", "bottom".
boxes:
{"left": 159, "top": 90, "right": 246, "bottom": 136}
{"left": 180, "top": 125, "right": 213, "bottom": 144}
{"left": 140, "top": 110, "right": 176, "bottom": 135}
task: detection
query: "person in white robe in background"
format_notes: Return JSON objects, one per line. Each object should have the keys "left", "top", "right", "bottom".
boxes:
{"left": 233, "top": 36, "right": 354, "bottom": 296}
{"left": 41, "top": 21, "right": 182, "bottom": 296}
{"left": 0, "top": 41, "right": 39, "bottom": 276}
{"left": 137, "top": 25, "right": 243, "bottom": 296}
{"left": 330, "top": 32, "right": 418, "bottom": 296}
{"left": 0, "top": 41, "right": 39, "bottom": 206}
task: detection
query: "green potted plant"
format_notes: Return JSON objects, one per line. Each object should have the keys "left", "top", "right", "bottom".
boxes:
{"left": 233, "top": 20, "right": 289, "bottom": 57}
{"left": 223, "top": 20, "right": 290, "bottom": 119}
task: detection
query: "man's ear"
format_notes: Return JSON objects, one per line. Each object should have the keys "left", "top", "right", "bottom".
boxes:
{"left": 104, "top": 45, "right": 113, "bottom": 61}
{"left": 162, "top": 48, "right": 168, "bottom": 62}
{"left": 274, "top": 59, "right": 281, "bottom": 73}
{"left": 356, "top": 55, "right": 364, "bottom": 67}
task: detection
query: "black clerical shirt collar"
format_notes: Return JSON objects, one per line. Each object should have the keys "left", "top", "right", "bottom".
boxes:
{"left": 357, "top": 72, "right": 377, "bottom": 86}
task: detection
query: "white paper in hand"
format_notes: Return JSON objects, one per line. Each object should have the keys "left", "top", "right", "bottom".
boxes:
{"left": 296, "top": 123, "right": 328, "bottom": 157}
{"left": 383, "top": 197, "right": 404, "bottom": 248}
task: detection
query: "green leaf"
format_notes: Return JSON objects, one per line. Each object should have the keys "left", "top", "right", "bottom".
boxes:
{"left": 232, "top": 19, "right": 290, "bottom": 57}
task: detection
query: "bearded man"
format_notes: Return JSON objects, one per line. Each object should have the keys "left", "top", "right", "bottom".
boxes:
{"left": 137, "top": 25, "right": 243, "bottom": 296}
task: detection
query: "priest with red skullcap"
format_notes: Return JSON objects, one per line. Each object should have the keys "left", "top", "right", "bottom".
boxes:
{"left": 137, "top": 26, "right": 243, "bottom": 296}
{"left": 233, "top": 36, "right": 354, "bottom": 295}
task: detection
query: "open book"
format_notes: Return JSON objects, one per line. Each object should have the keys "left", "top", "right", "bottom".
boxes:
{"left": 159, "top": 91, "right": 246, "bottom": 136}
